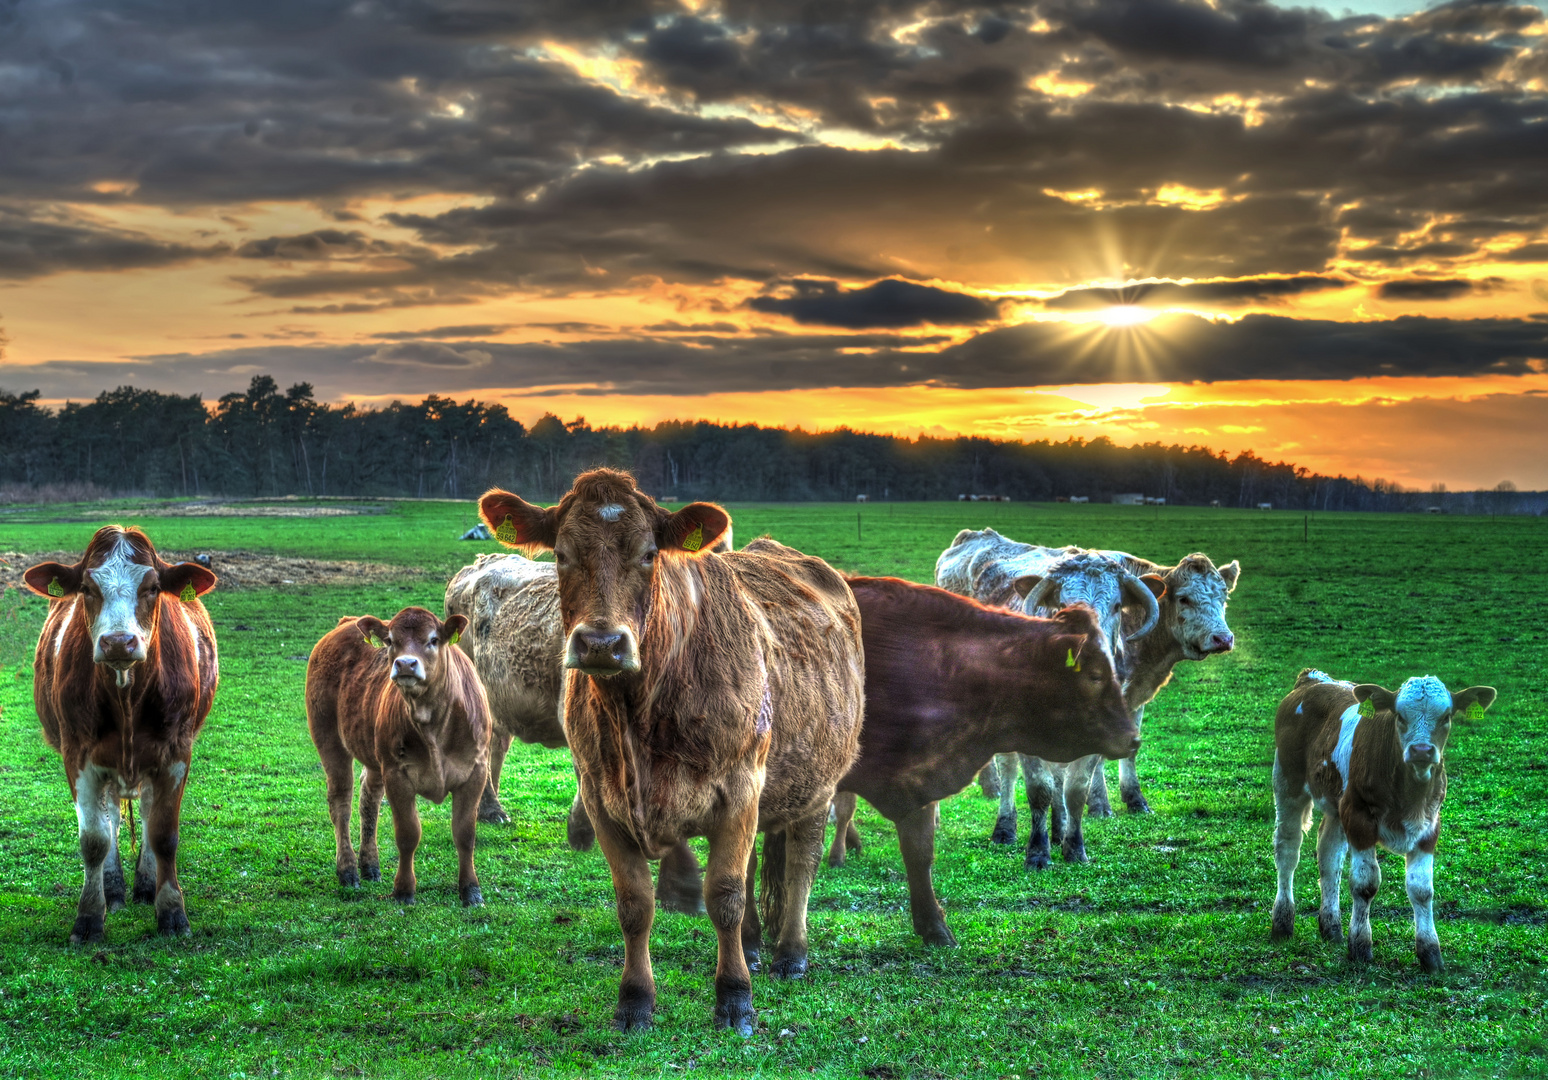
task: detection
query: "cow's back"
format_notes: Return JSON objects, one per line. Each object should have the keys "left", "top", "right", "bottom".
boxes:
{"left": 444, "top": 553, "right": 567, "bottom": 748}
{"left": 935, "top": 527, "right": 1075, "bottom": 609}
{"left": 306, "top": 617, "right": 395, "bottom": 769}
{"left": 1275, "top": 671, "right": 1357, "bottom": 797}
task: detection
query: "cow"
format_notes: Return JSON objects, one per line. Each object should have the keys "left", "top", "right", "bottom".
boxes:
{"left": 478, "top": 469, "right": 864, "bottom": 1035}
{"left": 1270, "top": 669, "right": 1495, "bottom": 972}
{"left": 443, "top": 551, "right": 723, "bottom": 914}
{"left": 935, "top": 530, "right": 1162, "bottom": 868}
{"left": 306, "top": 606, "right": 490, "bottom": 906}
{"left": 825, "top": 576, "right": 1138, "bottom": 945}
{"left": 25, "top": 526, "right": 219, "bottom": 943}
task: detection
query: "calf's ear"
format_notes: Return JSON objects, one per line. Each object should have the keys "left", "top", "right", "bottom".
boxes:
{"left": 1218, "top": 560, "right": 1241, "bottom": 592}
{"left": 160, "top": 561, "right": 217, "bottom": 600}
{"left": 480, "top": 489, "right": 557, "bottom": 553}
{"left": 23, "top": 562, "right": 81, "bottom": 599}
{"left": 1138, "top": 573, "right": 1167, "bottom": 599}
{"left": 355, "top": 616, "right": 389, "bottom": 648}
{"left": 1451, "top": 686, "right": 1497, "bottom": 718}
{"left": 441, "top": 614, "right": 469, "bottom": 646}
{"left": 1353, "top": 684, "right": 1397, "bottom": 713}
{"left": 658, "top": 502, "right": 730, "bottom": 554}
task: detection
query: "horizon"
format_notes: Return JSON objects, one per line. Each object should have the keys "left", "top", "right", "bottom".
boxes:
{"left": 5, "top": 0, "right": 1548, "bottom": 491}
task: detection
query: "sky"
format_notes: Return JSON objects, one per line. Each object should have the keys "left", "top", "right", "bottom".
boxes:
{"left": 3, "top": 0, "right": 1548, "bottom": 490}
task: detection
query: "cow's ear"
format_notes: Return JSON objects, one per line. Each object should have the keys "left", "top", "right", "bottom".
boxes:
{"left": 1012, "top": 574, "right": 1042, "bottom": 599}
{"left": 23, "top": 562, "right": 81, "bottom": 600}
{"left": 479, "top": 489, "right": 556, "bottom": 553}
{"left": 1451, "top": 686, "right": 1497, "bottom": 719}
{"left": 1051, "top": 633, "right": 1092, "bottom": 673}
{"left": 160, "top": 562, "right": 217, "bottom": 601}
{"left": 355, "top": 616, "right": 389, "bottom": 649}
{"left": 1139, "top": 573, "right": 1167, "bottom": 600}
{"left": 658, "top": 502, "right": 730, "bottom": 555}
{"left": 1218, "top": 560, "right": 1241, "bottom": 592}
{"left": 441, "top": 614, "right": 469, "bottom": 646}
{"left": 1353, "top": 684, "right": 1396, "bottom": 714}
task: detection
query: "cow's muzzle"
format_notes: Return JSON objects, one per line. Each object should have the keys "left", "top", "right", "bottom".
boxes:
{"left": 1406, "top": 743, "right": 1439, "bottom": 781}
{"left": 565, "top": 624, "right": 640, "bottom": 677}
{"left": 95, "top": 632, "right": 144, "bottom": 667}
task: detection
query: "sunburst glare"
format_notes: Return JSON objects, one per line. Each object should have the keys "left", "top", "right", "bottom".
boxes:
{"left": 1098, "top": 305, "right": 1156, "bottom": 327}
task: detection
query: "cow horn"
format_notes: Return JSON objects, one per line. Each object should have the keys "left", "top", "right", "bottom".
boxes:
{"left": 1121, "top": 572, "right": 1161, "bottom": 640}
{"left": 1023, "top": 576, "right": 1063, "bottom": 615}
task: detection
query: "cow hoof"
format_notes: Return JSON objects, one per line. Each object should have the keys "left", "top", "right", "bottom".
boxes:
{"left": 1123, "top": 794, "right": 1153, "bottom": 814}
{"left": 1318, "top": 912, "right": 1342, "bottom": 943}
{"left": 69, "top": 915, "right": 105, "bottom": 945}
{"left": 1086, "top": 800, "right": 1113, "bottom": 819}
{"left": 769, "top": 954, "right": 807, "bottom": 979}
{"left": 1347, "top": 941, "right": 1373, "bottom": 964}
{"left": 1061, "top": 841, "right": 1088, "bottom": 864}
{"left": 566, "top": 815, "right": 596, "bottom": 853}
{"left": 826, "top": 851, "right": 846, "bottom": 869}
{"left": 157, "top": 908, "right": 191, "bottom": 937}
{"left": 743, "top": 947, "right": 761, "bottom": 973}
{"left": 1417, "top": 945, "right": 1443, "bottom": 973}
{"left": 615, "top": 986, "right": 655, "bottom": 1032}
{"left": 461, "top": 885, "right": 484, "bottom": 908}
{"left": 106, "top": 897, "right": 126, "bottom": 914}
{"left": 360, "top": 863, "right": 380, "bottom": 882}
{"left": 714, "top": 989, "right": 755, "bottom": 1037}
{"left": 1024, "top": 849, "right": 1052, "bottom": 871}
{"left": 131, "top": 876, "right": 156, "bottom": 905}
{"left": 920, "top": 926, "right": 958, "bottom": 948}
{"left": 477, "top": 806, "right": 510, "bottom": 825}
{"left": 104, "top": 872, "right": 127, "bottom": 912}
{"left": 338, "top": 868, "right": 361, "bottom": 889}
{"left": 1270, "top": 904, "right": 1295, "bottom": 942}
{"left": 990, "top": 818, "right": 1016, "bottom": 846}
{"left": 394, "top": 892, "right": 416, "bottom": 906}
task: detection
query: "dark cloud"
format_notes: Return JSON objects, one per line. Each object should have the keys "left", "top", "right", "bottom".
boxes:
{"left": 747, "top": 278, "right": 1003, "bottom": 327}
{"left": 0, "top": 209, "right": 228, "bottom": 280}
{"left": 1043, "top": 275, "right": 1350, "bottom": 310}
{"left": 370, "top": 323, "right": 512, "bottom": 339}
{"left": 1376, "top": 277, "right": 1498, "bottom": 301}
{"left": 235, "top": 230, "right": 404, "bottom": 260}
{"left": 643, "top": 321, "right": 743, "bottom": 333}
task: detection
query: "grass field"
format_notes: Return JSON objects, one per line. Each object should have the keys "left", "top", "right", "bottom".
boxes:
{"left": 0, "top": 497, "right": 1544, "bottom": 1079}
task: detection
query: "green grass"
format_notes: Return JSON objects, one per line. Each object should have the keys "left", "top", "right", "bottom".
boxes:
{"left": 0, "top": 500, "right": 1544, "bottom": 1078}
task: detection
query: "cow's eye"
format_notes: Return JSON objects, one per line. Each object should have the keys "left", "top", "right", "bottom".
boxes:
{"left": 554, "top": 551, "right": 568, "bottom": 568}
{"left": 1178, "top": 596, "right": 1193, "bottom": 606}
{"left": 428, "top": 635, "right": 438, "bottom": 646}
{"left": 641, "top": 549, "right": 657, "bottom": 567}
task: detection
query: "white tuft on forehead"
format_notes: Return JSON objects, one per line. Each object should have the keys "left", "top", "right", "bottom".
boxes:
{"left": 597, "top": 504, "right": 625, "bottom": 522}
{"left": 1396, "top": 676, "right": 1452, "bottom": 724}
{"left": 90, "top": 536, "right": 156, "bottom": 639}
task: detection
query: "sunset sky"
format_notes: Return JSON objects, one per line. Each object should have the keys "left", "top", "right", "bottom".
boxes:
{"left": 4, "top": 0, "right": 1548, "bottom": 489}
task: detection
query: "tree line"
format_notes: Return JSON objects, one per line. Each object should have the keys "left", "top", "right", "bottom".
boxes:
{"left": 0, "top": 375, "right": 1540, "bottom": 513}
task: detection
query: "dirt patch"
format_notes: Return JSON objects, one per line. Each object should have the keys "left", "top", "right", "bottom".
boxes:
{"left": 0, "top": 550, "right": 427, "bottom": 591}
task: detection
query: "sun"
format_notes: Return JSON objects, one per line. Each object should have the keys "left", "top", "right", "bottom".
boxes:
{"left": 1098, "top": 305, "right": 1156, "bottom": 327}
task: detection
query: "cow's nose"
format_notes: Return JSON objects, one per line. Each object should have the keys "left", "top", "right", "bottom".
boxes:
{"left": 98, "top": 632, "right": 139, "bottom": 660}
{"left": 577, "top": 629, "right": 622, "bottom": 655}
{"left": 1408, "top": 742, "right": 1436, "bottom": 763}
{"left": 1209, "top": 632, "right": 1235, "bottom": 653}
{"left": 393, "top": 656, "right": 419, "bottom": 676}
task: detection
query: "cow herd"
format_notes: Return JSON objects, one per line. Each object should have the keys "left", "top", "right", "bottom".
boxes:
{"left": 22, "top": 467, "right": 1497, "bottom": 1034}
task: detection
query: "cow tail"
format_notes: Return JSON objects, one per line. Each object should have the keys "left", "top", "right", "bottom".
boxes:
{"left": 758, "top": 828, "right": 788, "bottom": 943}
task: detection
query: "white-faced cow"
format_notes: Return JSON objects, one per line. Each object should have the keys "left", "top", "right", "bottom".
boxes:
{"left": 479, "top": 470, "right": 864, "bottom": 1035}
{"left": 25, "top": 526, "right": 219, "bottom": 943}
{"left": 935, "top": 530, "right": 1161, "bottom": 867}
{"left": 1271, "top": 669, "right": 1495, "bottom": 971}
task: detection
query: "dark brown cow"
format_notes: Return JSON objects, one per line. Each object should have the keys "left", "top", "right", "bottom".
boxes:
{"left": 825, "top": 577, "right": 1138, "bottom": 945}
{"left": 25, "top": 526, "right": 218, "bottom": 943}
{"left": 306, "top": 607, "right": 491, "bottom": 906}
{"left": 479, "top": 470, "right": 864, "bottom": 1035}
{"left": 1271, "top": 669, "right": 1496, "bottom": 971}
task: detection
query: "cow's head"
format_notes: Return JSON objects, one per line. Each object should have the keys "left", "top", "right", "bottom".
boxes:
{"left": 356, "top": 606, "right": 468, "bottom": 703}
{"left": 1013, "top": 552, "right": 1164, "bottom": 677}
{"left": 1033, "top": 604, "right": 1140, "bottom": 761}
{"left": 1157, "top": 553, "right": 1239, "bottom": 660}
{"left": 478, "top": 469, "right": 729, "bottom": 678}
{"left": 23, "top": 526, "right": 216, "bottom": 687}
{"left": 1354, "top": 677, "right": 1496, "bottom": 782}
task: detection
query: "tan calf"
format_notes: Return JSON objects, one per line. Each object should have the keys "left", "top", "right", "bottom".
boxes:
{"left": 306, "top": 607, "right": 491, "bottom": 906}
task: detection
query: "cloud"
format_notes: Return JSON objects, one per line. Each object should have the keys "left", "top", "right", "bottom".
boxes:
{"left": 235, "top": 230, "right": 405, "bottom": 260}
{"left": 746, "top": 278, "right": 1003, "bottom": 327}
{"left": 370, "top": 324, "right": 512, "bottom": 340}
{"left": 0, "top": 208, "right": 228, "bottom": 280}
{"left": 1043, "top": 274, "right": 1350, "bottom": 310}
{"left": 1376, "top": 277, "right": 1498, "bottom": 301}
{"left": 367, "top": 342, "right": 492, "bottom": 368}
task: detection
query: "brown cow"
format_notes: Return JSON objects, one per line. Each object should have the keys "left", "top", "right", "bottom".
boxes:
{"left": 479, "top": 470, "right": 864, "bottom": 1035}
{"left": 1271, "top": 669, "right": 1496, "bottom": 971}
{"left": 25, "top": 526, "right": 218, "bottom": 943}
{"left": 825, "top": 577, "right": 1138, "bottom": 945}
{"left": 306, "top": 607, "right": 490, "bottom": 906}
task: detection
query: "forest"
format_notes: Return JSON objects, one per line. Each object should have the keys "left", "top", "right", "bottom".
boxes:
{"left": 0, "top": 375, "right": 1539, "bottom": 513}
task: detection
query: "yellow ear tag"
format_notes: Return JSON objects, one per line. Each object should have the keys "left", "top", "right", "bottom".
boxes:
{"left": 681, "top": 522, "right": 704, "bottom": 552}
{"left": 1358, "top": 699, "right": 1375, "bottom": 718}
{"left": 494, "top": 514, "right": 519, "bottom": 545}
{"left": 1066, "top": 648, "right": 1078, "bottom": 671}
{"left": 179, "top": 582, "right": 197, "bottom": 602}
{"left": 366, "top": 634, "right": 384, "bottom": 649}
{"left": 47, "top": 577, "right": 65, "bottom": 597}
{"left": 1464, "top": 702, "right": 1485, "bottom": 720}
{"left": 448, "top": 630, "right": 461, "bottom": 646}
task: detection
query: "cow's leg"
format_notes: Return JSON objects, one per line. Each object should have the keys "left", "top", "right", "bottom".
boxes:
{"left": 990, "top": 752, "right": 1018, "bottom": 845}
{"left": 1060, "top": 755, "right": 1102, "bottom": 864}
{"left": 1269, "top": 756, "right": 1313, "bottom": 941}
{"left": 1021, "top": 756, "right": 1056, "bottom": 870}
{"left": 1118, "top": 703, "right": 1151, "bottom": 814}
{"left": 453, "top": 765, "right": 485, "bottom": 907}
{"left": 478, "top": 727, "right": 512, "bottom": 824}
{"left": 132, "top": 784, "right": 158, "bottom": 905}
{"left": 1406, "top": 850, "right": 1442, "bottom": 972}
{"left": 1314, "top": 814, "right": 1348, "bottom": 943}
{"left": 897, "top": 801, "right": 955, "bottom": 947}
{"left": 586, "top": 795, "right": 657, "bottom": 1031}
{"left": 1086, "top": 759, "right": 1113, "bottom": 818}
{"left": 741, "top": 842, "right": 762, "bottom": 970}
{"left": 703, "top": 798, "right": 759, "bottom": 1035}
{"left": 384, "top": 774, "right": 422, "bottom": 904}
{"left": 1347, "top": 846, "right": 1380, "bottom": 964}
{"left": 769, "top": 809, "right": 826, "bottom": 978}
{"left": 358, "top": 769, "right": 385, "bottom": 882}
{"left": 977, "top": 765, "right": 1000, "bottom": 799}
{"left": 566, "top": 768, "right": 596, "bottom": 852}
{"left": 144, "top": 761, "right": 192, "bottom": 936}
{"left": 71, "top": 767, "right": 111, "bottom": 944}
{"left": 325, "top": 755, "right": 359, "bottom": 888}
{"left": 657, "top": 841, "right": 706, "bottom": 916}
{"left": 827, "top": 791, "right": 859, "bottom": 868}
{"left": 1046, "top": 760, "right": 1069, "bottom": 845}
{"left": 103, "top": 794, "right": 126, "bottom": 913}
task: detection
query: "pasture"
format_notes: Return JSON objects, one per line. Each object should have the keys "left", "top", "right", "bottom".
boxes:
{"left": 0, "top": 498, "right": 1544, "bottom": 1079}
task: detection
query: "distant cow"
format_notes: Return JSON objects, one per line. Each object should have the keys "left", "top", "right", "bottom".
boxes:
{"left": 444, "top": 551, "right": 723, "bottom": 913}
{"left": 827, "top": 577, "right": 1138, "bottom": 945}
{"left": 479, "top": 470, "right": 864, "bottom": 1034}
{"left": 1271, "top": 669, "right": 1495, "bottom": 971}
{"left": 25, "top": 526, "right": 219, "bottom": 942}
{"left": 306, "top": 607, "right": 490, "bottom": 906}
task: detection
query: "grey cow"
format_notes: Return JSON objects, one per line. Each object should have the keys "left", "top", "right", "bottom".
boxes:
{"left": 936, "top": 530, "right": 1163, "bottom": 867}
